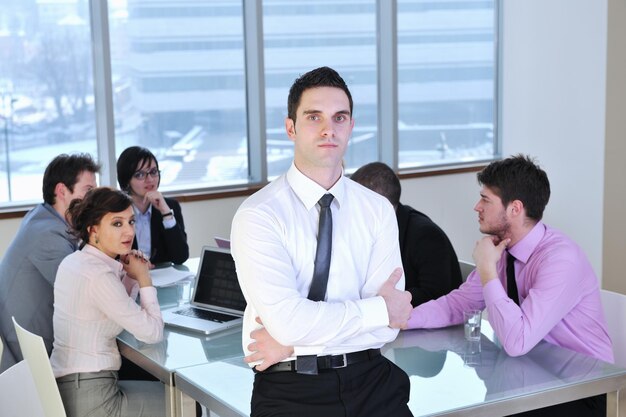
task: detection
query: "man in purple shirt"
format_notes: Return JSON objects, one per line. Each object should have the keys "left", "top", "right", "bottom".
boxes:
{"left": 406, "top": 154, "right": 612, "bottom": 417}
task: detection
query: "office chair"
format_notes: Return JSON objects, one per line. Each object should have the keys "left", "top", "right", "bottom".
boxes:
{"left": 12, "top": 317, "right": 67, "bottom": 417}
{"left": 458, "top": 259, "right": 475, "bottom": 282}
{"left": 0, "top": 359, "right": 47, "bottom": 417}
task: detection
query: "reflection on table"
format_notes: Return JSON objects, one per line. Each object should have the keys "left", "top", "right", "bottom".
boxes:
{"left": 386, "top": 321, "right": 625, "bottom": 416}
{"left": 174, "top": 320, "right": 626, "bottom": 417}
{"left": 175, "top": 358, "right": 252, "bottom": 417}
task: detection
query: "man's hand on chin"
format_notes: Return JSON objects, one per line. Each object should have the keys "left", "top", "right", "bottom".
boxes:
{"left": 473, "top": 236, "right": 510, "bottom": 286}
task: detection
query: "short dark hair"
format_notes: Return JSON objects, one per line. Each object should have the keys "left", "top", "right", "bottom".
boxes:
{"left": 287, "top": 66, "right": 353, "bottom": 123}
{"left": 67, "top": 187, "right": 132, "bottom": 246}
{"left": 42, "top": 153, "right": 100, "bottom": 205}
{"left": 351, "top": 162, "right": 401, "bottom": 208}
{"left": 477, "top": 154, "right": 551, "bottom": 221}
{"left": 117, "top": 146, "right": 159, "bottom": 192}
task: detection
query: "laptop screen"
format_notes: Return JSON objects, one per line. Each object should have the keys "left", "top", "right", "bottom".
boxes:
{"left": 193, "top": 248, "right": 247, "bottom": 312}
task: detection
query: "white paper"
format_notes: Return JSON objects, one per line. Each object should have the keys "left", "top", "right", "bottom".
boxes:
{"left": 150, "top": 266, "right": 195, "bottom": 287}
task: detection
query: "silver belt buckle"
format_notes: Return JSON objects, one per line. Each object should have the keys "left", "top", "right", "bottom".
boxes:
{"left": 335, "top": 353, "right": 348, "bottom": 368}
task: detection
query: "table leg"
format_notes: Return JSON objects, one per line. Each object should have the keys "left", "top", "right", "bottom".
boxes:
{"left": 175, "top": 386, "right": 197, "bottom": 417}
{"left": 607, "top": 388, "right": 626, "bottom": 417}
{"left": 165, "top": 381, "right": 176, "bottom": 417}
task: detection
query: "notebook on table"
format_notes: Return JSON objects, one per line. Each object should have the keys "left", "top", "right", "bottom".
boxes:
{"left": 214, "top": 236, "right": 231, "bottom": 249}
{"left": 161, "top": 246, "right": 246, "bottom": 335}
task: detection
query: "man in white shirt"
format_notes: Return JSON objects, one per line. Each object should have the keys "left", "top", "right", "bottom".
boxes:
{"left": 231, "top": 67, "right": 413, "bottom": 416}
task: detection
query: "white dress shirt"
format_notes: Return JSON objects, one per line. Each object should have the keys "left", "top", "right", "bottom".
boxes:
{"left": 231, "top": 163, "right": 404, "bottom": 362}
{"left": 51, "top": 244, "right": 163, "bottom": 378}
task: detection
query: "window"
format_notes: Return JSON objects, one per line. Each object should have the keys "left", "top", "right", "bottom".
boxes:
{"left": 109, "top": 0, "right": 248, "bottom": 191}
{"left": 0, "top": 0, "right": 97, "bottom": 204}
{"left": 0, "top": 0, "right": 498, "bottom": 207}
{"left": 263, "top": 0, "right": 378, "bottom": 177}
{"left": 397, "top": 0, "right": 496, "bottom": 168}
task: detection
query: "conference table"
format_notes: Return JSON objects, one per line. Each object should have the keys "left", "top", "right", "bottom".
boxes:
{"left": 118, "top": 260, "right": 626, "bottom": 417}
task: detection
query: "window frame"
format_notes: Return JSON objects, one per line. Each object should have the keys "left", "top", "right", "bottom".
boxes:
{"left": 0, "top": 0, "right": 500, "bottom": 213}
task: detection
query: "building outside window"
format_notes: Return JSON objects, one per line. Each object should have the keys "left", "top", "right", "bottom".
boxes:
{"left": 0, "top": 0, "right": 96, "bottom": 204}
{"left": 0, "top": 0, "right": 496, "bottom": 206}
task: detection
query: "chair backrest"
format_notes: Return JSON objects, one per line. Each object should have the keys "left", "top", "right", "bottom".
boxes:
{"left": 600, "top": 289, "right": 626, "bottom": 367}
{"left": 0, "top": 333, "right": 4, "bottom": 363}
{"left": 458, "top": 260, "right": 475, "bottom": 282}
{"left": 12, "top": 317, "right": 66, "bottom": 417}
{"left": 0, "top": 360, "right": 47, "bottom": 417}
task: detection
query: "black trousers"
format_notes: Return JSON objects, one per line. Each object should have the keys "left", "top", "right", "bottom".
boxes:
{"left": 507, "top": 394, "right": 606, "bottom": 417}
{"left": 251, "top": 355, "right": 413, "bottom": 417}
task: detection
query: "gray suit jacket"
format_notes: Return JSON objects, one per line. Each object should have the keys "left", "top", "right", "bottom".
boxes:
{"left": 0, "top": 203, "right": 78, "bottom": 372}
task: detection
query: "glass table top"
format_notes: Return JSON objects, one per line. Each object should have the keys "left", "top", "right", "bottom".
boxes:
{"left": 120, "top": 262, "right": 626, "bottom": 416}
{"left": 171, "top": 321, "right": 626, "bottom": 416}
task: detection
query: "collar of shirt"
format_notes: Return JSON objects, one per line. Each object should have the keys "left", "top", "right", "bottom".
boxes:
{"left": 507, "top": 221, "right": 546, "bottom": 264}
{"left": 82, "top": 243, "right": 124, "bottom": 276}
{"left": 42, "top": 202, "right": 68, "bottom": 225}
{"left": 285, "top": 162, "right": 346, "bottom": 210}
{"left": 133, "top": 203, "right": 152, "bottom": 218}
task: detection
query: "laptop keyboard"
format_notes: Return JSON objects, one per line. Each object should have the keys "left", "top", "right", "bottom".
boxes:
{"left": 174, "top": 307, "right": 239, "bottom": 323}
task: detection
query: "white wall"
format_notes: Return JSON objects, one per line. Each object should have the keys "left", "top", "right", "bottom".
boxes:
{"left": 0, "top": 1, "right": 615, "bottom": 285}
{"left": 400, "top": 172, "right": 481, "bottom": 262}
{"left": 0, "top": 217, "right": 21, "bottom": 256}
{"left": 402, "top": 0, "right": 610, "bottom": 275}
{"left": 0, "top": 176, "right": 481, "bottom": 263}
{"left": 499, "top": 0, "right": 608, "bottom": 277}
{"left": 182, "top": 196, "right": 247, "bottom": 257}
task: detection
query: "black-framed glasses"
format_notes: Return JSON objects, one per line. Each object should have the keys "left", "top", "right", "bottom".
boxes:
{"left": 132, "top": 167, "right": 160, "bottom": 180}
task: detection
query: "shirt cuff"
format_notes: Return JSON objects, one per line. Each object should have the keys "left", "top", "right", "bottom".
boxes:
{"left": 139, "top": 286, "right": 159, "bottom": 307}
{"left": 358, "top": 296, "right": 390, "bottom": 330}
{"left": 162, "top": 216, "right": 176, "bottom": 229}
{"left": 483, "top": 278, "right": 508, "bottom": 306}
{"left": 293, "top": 345, "right": 325, "bottom": 357}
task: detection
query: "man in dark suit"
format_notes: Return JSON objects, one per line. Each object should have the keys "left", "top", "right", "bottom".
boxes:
{"left": 351, "top": 162, "right": 462, "bottom": 306}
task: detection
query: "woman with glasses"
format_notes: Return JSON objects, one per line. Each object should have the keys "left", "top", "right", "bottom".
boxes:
{"left": 117, "top": 146, "right": 189, "bottom": 266}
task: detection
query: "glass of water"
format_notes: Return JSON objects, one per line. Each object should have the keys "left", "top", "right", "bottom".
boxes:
{"left": 177, "top": 278, "right": 193, "bottom": 306}
{"left": 463, "top": 309, "right": 482, "bottom": 341}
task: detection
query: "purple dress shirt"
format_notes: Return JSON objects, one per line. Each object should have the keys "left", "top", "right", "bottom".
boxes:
{"left": 407, "top": 222, "right": 614, "bottom": 363}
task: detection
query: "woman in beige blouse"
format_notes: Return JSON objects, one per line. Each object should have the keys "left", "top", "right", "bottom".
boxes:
{"left": 51, "top": 187, "right": 165, "bottom": 417}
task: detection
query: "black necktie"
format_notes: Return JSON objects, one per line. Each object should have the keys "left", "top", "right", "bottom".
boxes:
{"left": 307, "top": 193, "right": 334, "bottom": 302}
{"left": 506, "top": 251, "right": 520, "bottom": 305}
{"left": 297, "top": 194, "right": 334, "bottom": 375}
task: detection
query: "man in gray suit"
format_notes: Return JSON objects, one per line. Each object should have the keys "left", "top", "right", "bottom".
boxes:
{"left": 0, "top": 153, "right": 99, "bottom": 372}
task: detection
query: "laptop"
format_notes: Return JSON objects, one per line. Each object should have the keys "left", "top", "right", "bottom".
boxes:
{"left": 161, "top": 246, "right": 246, "bottom": 335}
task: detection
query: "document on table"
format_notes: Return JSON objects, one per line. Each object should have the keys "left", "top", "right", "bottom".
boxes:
{"left": 150, "top": 266, "right": 195, "bottom": 287}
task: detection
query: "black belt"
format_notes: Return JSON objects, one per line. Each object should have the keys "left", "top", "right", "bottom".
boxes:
{"left": 258, "top": 349, "right": 381, "bottom": 374}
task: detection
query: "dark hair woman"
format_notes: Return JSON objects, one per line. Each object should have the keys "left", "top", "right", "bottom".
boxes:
{"left": 50, "top": 187, "right": 166, "bottom": 417}
{"left": 117, "top": 146, "right": 189, "bottom": 266}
